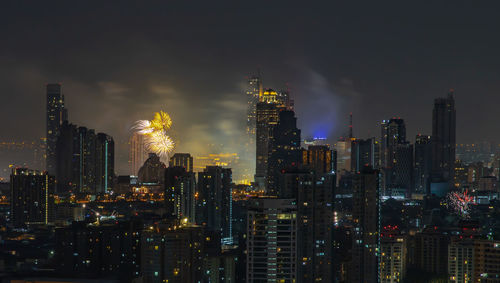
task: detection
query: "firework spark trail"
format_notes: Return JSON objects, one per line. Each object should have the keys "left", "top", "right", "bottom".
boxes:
{"left": 446, "top": 189, "right": 475, "bottom": 218}
{"left": 132, "top": 111, "right": 175, "bottom": 158}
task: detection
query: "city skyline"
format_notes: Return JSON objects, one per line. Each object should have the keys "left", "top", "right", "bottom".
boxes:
{"left": 2, "top": 1, "right": 500, "bottom": 177}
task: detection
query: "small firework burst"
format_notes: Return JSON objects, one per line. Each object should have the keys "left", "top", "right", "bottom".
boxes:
{"left": 132, "top": 111, "right": 174, "bottom": 158}
{"left": 446, "top": 189, "right": 475, "bottom": 218}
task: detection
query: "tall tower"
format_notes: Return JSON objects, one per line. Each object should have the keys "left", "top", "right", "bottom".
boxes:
{"left": 432, "top": 90, "right": 456, "bottom": 187}
{"left": 46, "top": 83, "right": 67, "bottom": 174}
{"left": 129, "top": 133, "right": 148, "bottom": 176}
{"left": 414, "top": 134, "right": 432, "bottom": 195}
{"left": 246, "top": 75, "right": 262, "bottom": 139}
{"left": 351, "top": 166, "right": 380, "bottom": 283}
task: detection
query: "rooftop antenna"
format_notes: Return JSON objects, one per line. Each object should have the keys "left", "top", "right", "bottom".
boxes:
{"left": 349, "top": 112, "right": 353, "bottom": 139}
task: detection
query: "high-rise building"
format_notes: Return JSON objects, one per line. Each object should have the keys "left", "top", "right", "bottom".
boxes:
{"left": 196, "top": 166, "right": 233, "bottom": 244}
{"left": 390, "top": 142, "right": 414, "bottom": 197}
{"left": 10, "top": 168, "right": 54, "bottom": 227}
{"left": 302, "top": 145, "right": 336, "bottom": 174}
{"left": 246, "top": 198, "right": 297, "bottom": 283}
{"left": 246, "top": 75, "right": 262, "bottom": 140}
{"left": 432, "top": 90, "right": 456, "bottom": 188}
{"left": 414, "top": 134, "right": 432, "bottom": 195}
{"left": 335, "top": 138, "right": 352, "bottom": 174}
{"left": 267, "top": 110, "right": 301, "bottom": 195}
{"left": 129, "top": 133, "right": 148, "bottom": 176}
{"left": 281, "top": 169, "right": 335, "bottom": 282}
{"left": 351, "top": 167, "right": 380, "bottom": 283}
{"left": 255, "top": 91, "right": 283, "bottom": 190}
{"left": 351, "top": 138, "right": 380, "bottom": 172}
{"left": 381, "top": 118, "right": 406, "bottom": 169}
{"left": 165, "top": 166, "right": 196, "bottom": 222}
{"left": 56, "top": 121, "right": 114, "bottom": 194}
{"left": 138, "top": 153, "right": 166, "bottom": 185}
{"left": 413, "top": 227, "right": 449, "bottom": 275}
{"left": 448, "top": 237, "right": 474, "bottom": 283}
{"left": 46, "top": 83, "right": 67, "bottom": 174}
{"left": 169, "top": 153, "right": 193, "bottom": 172}
{"left": 95, "top": 133, "right": 114, "bottom": 194}
{"left": 380, "top": 226, "right": 407, "bottom": 283}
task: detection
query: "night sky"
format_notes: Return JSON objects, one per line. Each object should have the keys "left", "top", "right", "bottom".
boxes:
{"left": 1, "top": 1, "right": 500, "bottom": 177}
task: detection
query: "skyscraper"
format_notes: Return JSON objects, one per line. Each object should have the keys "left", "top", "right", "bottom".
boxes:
{"left": 432, "top": 90, "right": 456, "bottom": 187}
{"left": 414, "top": 134, "right": 432, "bottom": 195}
{"left": 351, "top": 138, "right": 380, "bottom": 172}
{"left": 381, "top": 118, "right": 407, "bottom": 193}
{"left": 196, "top": 166, "right": 233, "bottom": 244}
{"left": 169, "top": 153, "right": 194, "bottom": 172}
{"left": 129, "top": 133, "right": 148, "bottom": 176}
{"left": 255, "top": 91, "right": 283, "bottom": 190}
{"left": 281, "top": 169, "right": 335, "bottom": 282}
{"left": 95, "top": 133, "right": 114, "bottom": 194}
{"left": 246, "top": 198, "right": 297, "bottom": 283}
{"left": 10, "top": 167, "right": 54, "bottom": 227}
{"left": 302, "top": 145, "right": 336, "bottom": 174}
{"left": 46, "top": 83, "right": 67, "bottom": 174}
{"left": 246, "top": 75, "right": 262, "bottom": 140}
{"left": 391, "top": 142, "right": 414, "bottom": 197}
{"left": 165, "top": 166, "right": 196, "bottom": 222}
{"left": 267, "top": 110, "right": 301, "bottom": 195}
{"left": 351, "top": 167, "right": 380, "bottom": 283}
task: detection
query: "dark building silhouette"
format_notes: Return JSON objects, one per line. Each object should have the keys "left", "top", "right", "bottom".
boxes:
{"left": 267, "top": 110, "right": 301, "bottom": 196}
{"left": 432, "top": 90, "right": 456, "bottom": 188}
{"left": 351, "top": 167, "right": 380, "bottom": 283}
{"left": 56, "top": 121, "right": 114, "bottom": 194}
{"left": 169, "top": 153, "right": 194, "bottom": 172}
{"left": 165, "top": 166, "right": 196, "bottom": 222}
{"left": 282, "top": 169, "right": 335, "bottom": 282}
{"left": 391, "top": 142, "right": 414, "bottom": 197}
{"left": 138, "top": 153, "right": 166, "bottom": 185}
{"left": 414, "top": 134, "right": 432, "bottom": 195}
{"left": 46, "top": 83, "right": 67, "bottom": 174}
{"left": 196, "top": 166, "right": 233, "bottom": 244}
{"left": 351, "top": 138, "right": 380, "bottom": 172}
{"left": 55, "top": 220, "right": 142, "bottom": 281}
{"left": 10, "top": 168, "right": 54, "bottom": 227}
{"left": 381, "top": 118, "right": 406, "bottom": 168}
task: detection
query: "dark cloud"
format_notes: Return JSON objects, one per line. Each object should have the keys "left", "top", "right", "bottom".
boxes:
{"left": 1, "top": 1, "right": 500, "bottom": 178}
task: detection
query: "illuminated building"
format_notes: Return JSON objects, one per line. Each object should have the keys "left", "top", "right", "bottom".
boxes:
{"left": 255, "top": 91, "right": 283, "bottom": 190}
{"left": 302, "top": 145, "right": 336, "bottom": 173}
{"left": 414, "top": 134, "right": 432, "bottom": 194}
{"left": 165, "top": 166, "right": 196, "bottom": 223}
{"left": 381, "top": 118, "right": 406, "bottom": 169}
{"left": 129, "top": 132, "right": 148, "bottom": 176}
{"left": 454, "top": 160, "right": 468, "bottom": 189}
{"left": 10, "top": 167, "right": 54, "bottom": 227}
{"left": 169, "top": 153, "right": 193, "bottom": 172}
{"left": 351, "top": 166, "right": 380, "bottom": 283}
{"left": 432, "top": 90, "right": 456, "bottom": 188}
{"left": 246, "top": 75, "right": 262, "bottom": 144}
{"left": 267, "top": 110, "right": 301, "bottom": 195}
{"left": 193, "top": 153, "right": 238, "bottom": 171}
{"left": 246, "top": 198, "right": 297, "bottom": 282}
{"left": 95, "top": 133, "right": 114, "bottom": 193}
{"left": 196, "top": 166, "right": 233, "bottom": 244}
{"left": 448, "top": 237, "right": 474, "bottom": 283}
{"left": 281, "top": 169, "right": 335, "bottom": 282}
{"left": 46, "top": 83, "right": 67, "bottom": 174}
{"left": 351, "top": 138, "right": 380, "bottom": 172}
{"left": 380, "top": 227, "right": 406, "bottom": 283}
{"left": 335, "top": 138, "right": 352, "bottom": 174}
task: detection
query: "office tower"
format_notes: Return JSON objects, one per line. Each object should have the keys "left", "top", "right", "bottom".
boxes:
{"left": 413, "top": 227, "right": 449, "bottom": 275}
{"left": 336, "top": 138, "right": 352, "bottom": 174}
{"left": 10, "top": 168, "right": 54, "bottom": 227}
{"left": 414, "top": 134, "right": 432, "bottom": 195}
{"left": 246, "top": 75, "right": 262, "bottom": 139}
{"left": 432, "top": 90, "right": 456, "bottom": 187}
{"left": 390, "top": 142, "right": 413, "bottom": 197}
{"left": 255, "top": 91, "right": 282, "bottom": 190}
{"left": 56, "top": 121, "right": 115, "bottom": 194}
{"left": 302, "top": 145, "right": 336, "bottom": 173}
{"left": 165, "top": 166, "right": 196, "bottom": 222}
{"left": 95, "top": 133, "right": 114, "bottom": 193}
{"left": 46, "top": 83, "right": 67, "bottom": 174}
{"left": 55, "top": 220, "right": 141, "bottom": 281}
{"left": 351, "top": 167, "right": 380, "bottom": 283}
{"left": 282, "top": 169, "right": 335, "bottom": 282}
{"left": 169, "top": 153, "right": 193, "bottom": 172}
{"left": 138, "top": 153, "right": 166, "bottom": 184}
{"left": 129, "top": 133, "right": 148, "bottom": 176}
{"left": 246, "top": 198, "right": 297, "bottom": 283}
{"left": 196, "top": 166, "right": 233, "bottom": 244}
{"left": 381, "top": 118, "right": 406, "bottom": 168}
{"left": 267, "top": 110, "right": 302, "bottom": 195}
{"left": 380, "top": 227, "right": 407, "bottom": 283}
{"left": 351, "top": 138, "right": 380, "bottom": 172}
{"left": 472, "top": 239, "right": 500, "bottom": 281}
